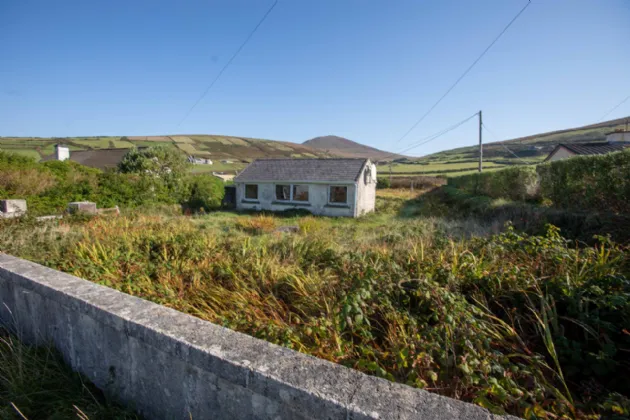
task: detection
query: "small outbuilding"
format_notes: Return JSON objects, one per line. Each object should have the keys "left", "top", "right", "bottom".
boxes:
{"left": 544, "top": 141, "right": 630, "bottom": 162}
{"left": 233, "top": 158, "right": 377, "bottom": 217}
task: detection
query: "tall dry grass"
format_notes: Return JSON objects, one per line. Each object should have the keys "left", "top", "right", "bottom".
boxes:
{"left": 0, "top": 192, "right": 628, "bottom": 418}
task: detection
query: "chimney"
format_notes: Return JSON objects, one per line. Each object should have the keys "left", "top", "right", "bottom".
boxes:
{"left": 55, "top": 144, "right": 70, "bottom": 161}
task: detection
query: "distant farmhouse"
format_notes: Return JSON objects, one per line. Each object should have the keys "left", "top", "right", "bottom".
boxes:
{"left": 545, "top": 130, "right": 630, "bottom": 162}
{"left": 233, "top": 158, "right": 376, "bottom": 217}
{"left": 41, "top": 144, "right": 141, "bottom": 170}
{"left": 188, "top": 156, "right": 213, "bottom": 165}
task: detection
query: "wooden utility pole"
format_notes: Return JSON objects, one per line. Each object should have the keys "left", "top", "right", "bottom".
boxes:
{"left": 389, "top": 162, "right": 393, "bottom": 186}
{"left": 478, "top": 110, "right": 483, "bottom": 172}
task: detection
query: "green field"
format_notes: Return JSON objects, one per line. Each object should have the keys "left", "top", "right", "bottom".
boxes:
{"left": 189, "top": 161, "right": 247, "bottom": 173}
{"left": 0, "top": 133, "right": 333, "bottom": 164}
{"left": 419, "top": 116, "right": 629, "bottom": 164}
{"left": 376, "top": 161, "right": 508, "bottom": 178}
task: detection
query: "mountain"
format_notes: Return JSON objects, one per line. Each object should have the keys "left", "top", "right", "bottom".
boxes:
{"left": 303, "top": 135, "right": 404, "bottom": 161}
{"left": 421, "top": 116, "right": 630, "bottom": 163}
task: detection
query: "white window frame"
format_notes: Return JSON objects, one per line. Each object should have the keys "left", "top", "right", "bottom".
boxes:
{"left": 274, "top": 183, "right": 310, "bottom": 203}
{"left": 328, "top": 185, "right": 349, "bottom": 205}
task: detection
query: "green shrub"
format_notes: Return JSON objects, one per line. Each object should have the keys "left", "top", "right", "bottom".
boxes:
{"left": 0, "top": 149, "right": 210, "bottom": 215}
{"left": 448, "top": 166, "right": 539, "bottom": 201}
{"left": 184, "top": 176, "right": 224, "bottom": 212}
{"left": 376, "top": 177, "right": 390, "bottom": 189}
{"left": 537, "top": 149, "right": 630, "bottom": 213}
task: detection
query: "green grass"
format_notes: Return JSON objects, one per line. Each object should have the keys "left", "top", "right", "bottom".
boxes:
{"left": 189, "top": 161, "right": 247, "bottom": 173}
{"left": 388, "top": 161, "right": 506, "bottom": 173}
{"left": 110, "top": 140, "right": 134, "bottom": 149}
{"left": 0, "top": 148, "right": 42, "bottom": 161}
{"left": 0, "top": 328, "right": 139, "bottom": 419}
{"left": 1, "top": 191, "right": 628, "bottom": 419}
{"left": 71, "top": 138, "right": 117, "bottom": 149}
{"left": 175, "top": 143, "right": 200, "bottom": 155}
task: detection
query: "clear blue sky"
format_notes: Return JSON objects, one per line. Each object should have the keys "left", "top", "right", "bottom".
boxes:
{"left": 1, "top": 0, "right": 629, "bottom": 156}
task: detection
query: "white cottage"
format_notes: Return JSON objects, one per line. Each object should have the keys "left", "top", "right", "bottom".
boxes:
{"left": 233, "top": 158, "right": 377, "bottom": 217}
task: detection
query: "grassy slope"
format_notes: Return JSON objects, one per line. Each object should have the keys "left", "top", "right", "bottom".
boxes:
{"left": 2, "top": 115, "right": 627, "bottom": 176}
{"left": 420, "top": 116, "right": 630, "bottom": 164}
{"left": 0, "top": 135, "right": 333, "bottom": 173}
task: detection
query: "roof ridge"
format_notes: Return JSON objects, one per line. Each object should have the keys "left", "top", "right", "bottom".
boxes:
{"left": 252, "top": 157, "right": 368, "bottom": 161}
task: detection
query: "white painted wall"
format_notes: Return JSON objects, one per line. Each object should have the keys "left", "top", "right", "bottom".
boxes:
{"left": 235, "top": 160, "right": 378, "bottom": 218}
{"left": 606, "top": 132, "right": 630, "bottom": 143}
{"left": 55, "top": 145, "right": 70, "bottom": 161}
{"left": 355, "top": 162, "right": 377, "bottom": 216}
{"left": 547, "top": 146, "right": 576, "bottom": 162}
{"left": 236, "top": 182, "right": 357, "bottom": 217}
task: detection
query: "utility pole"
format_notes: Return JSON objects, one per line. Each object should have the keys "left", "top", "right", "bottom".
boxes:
{"left": 389, "top": 162, "right": 393, "bottom": 186}
{"left": 478, "top": 110, "right": 483, "bottom": 172}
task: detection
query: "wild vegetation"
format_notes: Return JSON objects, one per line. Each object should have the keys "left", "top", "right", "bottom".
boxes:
{"left": 447, "top": 166, "right": 539, "bottom": 201}
{"left": 447, "top": 149, "right": 630, "bottom": 214}
{"left": 0, "top": 149, "right": 224, "bottom": 216}
{"left": 0, "top": 328, "right": 139, "bottom": 419}
{"left": 1, "top": 188, "right": 628, "bottom": 419}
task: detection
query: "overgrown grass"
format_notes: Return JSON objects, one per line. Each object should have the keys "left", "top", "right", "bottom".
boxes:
{"left": 0, "top": 191, "right": 629, "bottom": 418}
{"left": 0, "top": 328, "right": 140, "bottom": 419}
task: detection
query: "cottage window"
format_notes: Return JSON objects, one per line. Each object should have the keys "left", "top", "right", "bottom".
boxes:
{"left": 276, "top": 184, "right": 291, "bottom": 201}
{"left": 292, "top": 185, "right": 309, "bottom": 201}
{"left": 329, "top": 186, "right": 348, "bottom": 204}
{"left": 245, "top": 184, "right": 258, "bottom": 200}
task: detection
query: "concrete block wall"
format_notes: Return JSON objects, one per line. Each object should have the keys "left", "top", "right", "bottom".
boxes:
{"left": 0, "top": 253, "right": 516, "bottom": 420}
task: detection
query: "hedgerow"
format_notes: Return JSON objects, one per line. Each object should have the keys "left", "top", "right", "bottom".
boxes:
{"left": 447, "top": 166, "right": 539, "bottom": 201}
{"left": 447, "top": 150, "right": 630, "bottom": 215}
{"left": 537, "top": 149, "right": 630, "bottom": 214}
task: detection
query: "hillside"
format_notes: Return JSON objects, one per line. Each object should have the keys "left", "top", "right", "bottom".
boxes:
{"left": 0, "top": 135, "right": 332, "bottom": 161}
{"left": 421, "top": 115, "right": 630, "bottom": 163}
{"left": 378, "top": 116, "right": 630, "bottom": 178}
{"left": 303, "top": 135, "right": 404, "bottom": 160}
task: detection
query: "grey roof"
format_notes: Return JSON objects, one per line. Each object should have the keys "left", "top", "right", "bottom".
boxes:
{"left": 545, "top": 142, "right": 630, "bottom": 161}
{"left": 41, "top": 147, "right": 147, "bottom": 170}
{"left": 234, "top": 158, "right": 368, "bottom": 183}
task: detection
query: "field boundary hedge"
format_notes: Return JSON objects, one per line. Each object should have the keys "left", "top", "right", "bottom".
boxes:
{"left": 447, "top": 166, "right": 539, "bottom": 201}
{"left": 537, "top": 149, "right": 630, "bottom": 213}
{"left": 447, "top": 149, "right": 630, "bottom": 214}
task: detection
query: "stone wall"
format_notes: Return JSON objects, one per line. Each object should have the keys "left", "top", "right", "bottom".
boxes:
{"left": 0, "top": 253, "right": 516, "bottom": 419}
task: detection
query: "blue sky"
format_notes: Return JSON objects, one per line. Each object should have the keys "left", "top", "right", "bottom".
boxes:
{"left": 1, "top": 0, "right": 629, "bottom": 156}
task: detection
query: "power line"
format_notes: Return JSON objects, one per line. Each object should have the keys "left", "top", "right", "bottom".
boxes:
{"left": 393, "top": 0, "right": 531, "bottom": 146}
{"left": 482, "top": 122, "right": 533, "bottom": 164}
{"left": 599, "top": 94, "right": 630, "bottom": 121}
{"left": 176, "top": 0, "right": 279, "bottom": 128}
{"left": 381, "top": 112, "right": 478, "bottom": 161}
